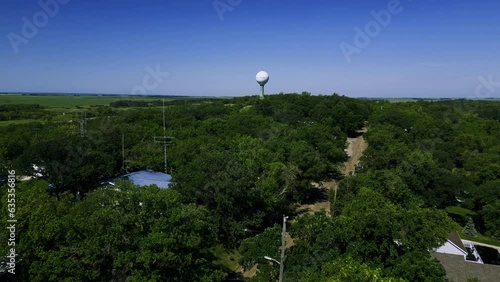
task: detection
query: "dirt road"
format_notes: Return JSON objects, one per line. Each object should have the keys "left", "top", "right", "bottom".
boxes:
{"left": 243, "top": 128, "right": 368, "bottom": 279}
{"left": 298, "top": 128, "right": 368, "bottom": 215}
{"left": 343, "top": 128, "right": 368, "bottom": 176}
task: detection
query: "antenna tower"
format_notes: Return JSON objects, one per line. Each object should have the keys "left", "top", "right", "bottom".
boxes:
{"left": 79, "top": 112, "right": 87, "bottom": 137}
{"left": 153, "top": 99, "right": 173, "bottom": 173}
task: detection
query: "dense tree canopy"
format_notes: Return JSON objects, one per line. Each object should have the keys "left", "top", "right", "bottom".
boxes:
{"left": 361, "top": 100, "right": 500, "bottom": 239}
{"left": 1, "top": 96, "right": 498, "bottom": 281}
{"left": 1, "top": 180, "right": 226, "bottom": 281}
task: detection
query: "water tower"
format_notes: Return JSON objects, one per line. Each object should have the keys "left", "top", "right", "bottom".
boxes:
{"left": 256, "top": 70, "right": 269, "bottom": 100}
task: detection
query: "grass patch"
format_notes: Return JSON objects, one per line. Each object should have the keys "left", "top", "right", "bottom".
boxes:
{"left": 445, "top": 206, "right": 475, "bottom": 217}
{"left": 446, "top": 206, "right": 475, "bottom": 227}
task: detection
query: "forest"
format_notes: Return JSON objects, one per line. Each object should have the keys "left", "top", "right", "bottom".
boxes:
{"left": 0, "top": 94, "right": 498, "bottom": 281}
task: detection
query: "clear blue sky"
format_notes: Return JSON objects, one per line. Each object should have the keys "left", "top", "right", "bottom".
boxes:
{"left": 1, "top": 0, "right": 499, "bottom": 98}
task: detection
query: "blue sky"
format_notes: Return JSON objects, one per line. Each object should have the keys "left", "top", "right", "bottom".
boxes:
{"left": 1, "top": 0, "right": 499, "bottom": 98}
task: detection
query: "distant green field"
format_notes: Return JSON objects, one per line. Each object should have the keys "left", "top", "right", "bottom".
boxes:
{"left": 0, "top": 94, "right": 179, "bottom": 108}
{"left": 0, "top": 94, "right": 225, "bottom": 126}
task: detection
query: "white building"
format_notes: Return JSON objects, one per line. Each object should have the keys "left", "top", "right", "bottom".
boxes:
{"left": 435, "top": 231, "right": 483, "bottom": 264}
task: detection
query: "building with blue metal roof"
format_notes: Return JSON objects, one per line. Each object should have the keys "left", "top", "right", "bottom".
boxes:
{"left": 122, "top": 170, "right": 171, "bottom": 189}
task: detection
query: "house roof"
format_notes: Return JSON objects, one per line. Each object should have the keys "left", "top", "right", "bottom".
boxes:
{"left": 448, "top": 231, "right": 467, "bottom": 253}
{"left": 432, "top": 253, "right": 500, "bottom": 282}
{"left": 123, "top": 170, "right": 171, "bottom": 189}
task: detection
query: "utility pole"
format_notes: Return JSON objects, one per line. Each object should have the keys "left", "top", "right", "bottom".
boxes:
{"left": 122, "top": 133, "right": 125, "bottom": 172}
{"left": 264, "top": 215, "right": 288, "bottom": 282}
{"left": 279, "top": 215, "right": 288, "bottom": 282}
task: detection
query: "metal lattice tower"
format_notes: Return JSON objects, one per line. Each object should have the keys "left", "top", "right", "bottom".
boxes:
{"left": 79, "top": 112, "right": 87, "bottom": 137}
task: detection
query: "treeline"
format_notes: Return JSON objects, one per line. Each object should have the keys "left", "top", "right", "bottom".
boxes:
{"left": 109, "top": 97, "right": 225, "bottom": 108}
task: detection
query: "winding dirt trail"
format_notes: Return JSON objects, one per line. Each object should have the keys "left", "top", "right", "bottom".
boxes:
{"left": 342, "top": 128, "right": 368, "bottom": 177}
{"left": 242, "top": 129, "right": 368, "bottom": 279}
{"left": 298, "top": 128, "right": 368, "bottom": 216}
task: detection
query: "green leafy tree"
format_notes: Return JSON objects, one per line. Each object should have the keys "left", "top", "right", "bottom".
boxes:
{"left": 173, "top": 150, "right": 264, "bottom": 246}
{"left": 387, "top": 252, "right": 446, "bottom": 282}
{"left": 1, "top": 180, "right": 226, "bottom": 281}
{"left": 239, "top": 226, "right": 282, "bottom": 282}
{"left": 301, "top": 256, "right": 405, "bottom": 282}
{"left": 289, "top": 188, "right": 450, "bottom": 281}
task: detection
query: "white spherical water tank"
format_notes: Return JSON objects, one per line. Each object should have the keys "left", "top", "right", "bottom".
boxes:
{"left": 256, "top": 71, "right": 269, "bottom": 86}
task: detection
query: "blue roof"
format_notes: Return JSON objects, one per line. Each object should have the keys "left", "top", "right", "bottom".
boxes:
{"left": 123, "top": 170, "right": 171, "bottom": 189}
